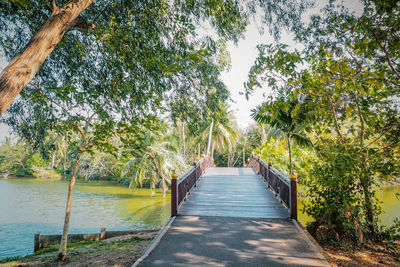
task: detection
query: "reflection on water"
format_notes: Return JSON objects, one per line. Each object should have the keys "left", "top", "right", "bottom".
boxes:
{"left": 298, "top": 184, "right": 400, "bottom": 228}
{"left": 0, "top": 178, "right": 170, "bottom": 259}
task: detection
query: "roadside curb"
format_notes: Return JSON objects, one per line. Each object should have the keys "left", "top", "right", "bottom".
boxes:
{"left": 292, "top": 219, "right": 334, "bottom": 266}
{"left": 131, "top": 216, "right": 176, "bottom": 267}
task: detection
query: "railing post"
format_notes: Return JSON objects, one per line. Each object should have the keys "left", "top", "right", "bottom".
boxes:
{"left": 171, "top": 172, "right": 178, "bottom": 217}
{"left": 267, "top": 161, "right": 272, "bottom": 188}
{"left": 193, "top": 161, "right": 197, "bottom": 186}
{"left": 290, "top": 172, "right": 298, "bottom": 220}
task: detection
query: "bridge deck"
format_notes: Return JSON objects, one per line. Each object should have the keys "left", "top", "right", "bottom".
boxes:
{"left": 138, "top": 167, "right": 329, "bottom": 266}
{"left": 180, "top": 167, "right": 289, "bottom": 218}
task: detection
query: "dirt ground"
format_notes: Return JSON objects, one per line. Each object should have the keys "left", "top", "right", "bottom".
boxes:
{"left": 0, "top": 231, "right": 158, "bottom": 267}
{"left": 322, "top": 241, "right": 400, "bottom": 266}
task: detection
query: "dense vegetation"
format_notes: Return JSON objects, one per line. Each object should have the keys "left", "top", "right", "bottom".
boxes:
{"left": 246, "top": 0, "right": 400, "bottom": 245}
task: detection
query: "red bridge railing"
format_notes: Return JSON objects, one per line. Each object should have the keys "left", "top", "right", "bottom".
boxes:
{"left": 248, "top": 154, "right": 297, "bottom": 220}
{"left": 171, "top": 156, "right": 214, "bottom": 216}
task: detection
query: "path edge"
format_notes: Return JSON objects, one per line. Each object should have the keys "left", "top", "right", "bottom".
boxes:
{"left": 292, "top": 219, "right": 333, "bottom": 266}
{"left": 131, "top": 216, "right": 176, "bottom": 267}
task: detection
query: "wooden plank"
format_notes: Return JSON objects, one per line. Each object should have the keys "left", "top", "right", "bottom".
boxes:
{"left": 179, "top": 167, "right": 289, "bottom": 219}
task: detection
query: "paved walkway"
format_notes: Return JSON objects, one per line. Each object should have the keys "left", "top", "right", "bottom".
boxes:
{"left": 138, "top": 168, "right": 329, "bottom": 266}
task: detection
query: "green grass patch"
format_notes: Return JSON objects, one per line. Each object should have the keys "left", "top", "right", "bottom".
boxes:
{"left": 1, "top": 235, "right": 153, "bottom": 264}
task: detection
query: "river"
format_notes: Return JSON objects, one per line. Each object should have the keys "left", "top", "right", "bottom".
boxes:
{"left": 0, "top": 178, "right": 170, "bottom": 260}
{"left": 0, "top": 179, "right": 399, "bottom": 260}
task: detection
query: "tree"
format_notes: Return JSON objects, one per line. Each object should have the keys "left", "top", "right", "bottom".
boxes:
{"left": 252, "top": 94, "right": 313, "bottom": 175}
{"left": 198, "top": 101, "right": 237, "bottom": 161}
{"left": 0, "top": 0, "right": 94, "bottom": 114}
{"left": 0, "top": 137, "right": 32, "bottom": 174}
{"left": 0, "top": 0, "right": 313, "bottom": 116}
{"left": 245, "top": 0, "right": 400, "bottom": 241}
{"left": 121, "top": 123, "right": 186, "bottom": 197}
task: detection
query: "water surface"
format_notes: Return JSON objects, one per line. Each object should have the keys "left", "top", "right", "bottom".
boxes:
{"left": 0, "top": 178, "right": 170, "bottom": 259}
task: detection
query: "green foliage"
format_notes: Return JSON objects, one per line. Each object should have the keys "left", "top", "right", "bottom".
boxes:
{"left": 302, "top": 143, "right": 365, "bottom": 242}
{"left": 252, "top": 93, "right": 314, "bottom": 174}
{"left": 0, "top": 138, "right": 31, "bottom": 173}
{"left": 256, "top": 136, "right": 317, "bottom": 179}
{"left": 121, "top": 122, "right": 186, "bottom": 195}
{"left": 26, "top": 153, "right": 47, "bottom": 170}
{"left": 14, "top": 168, "right": 31, "bottom": 176}
{"left": 379, "top": 218, "right": 400, "bottom": 242}
{"left": 246, "top": 0, "right": 400, "bottom": 242}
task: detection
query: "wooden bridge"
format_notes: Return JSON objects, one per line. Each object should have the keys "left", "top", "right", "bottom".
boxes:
{"left": 135, "top": 156, "right": 330, "bottom": 266}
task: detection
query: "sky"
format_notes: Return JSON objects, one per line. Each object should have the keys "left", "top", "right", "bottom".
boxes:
{"left": 221, "top": 24, "right": 296, "bottom": 129}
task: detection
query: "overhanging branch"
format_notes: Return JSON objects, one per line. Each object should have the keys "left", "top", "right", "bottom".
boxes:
{"left": 67, "top": 16, "right": 95, "bottom": 32}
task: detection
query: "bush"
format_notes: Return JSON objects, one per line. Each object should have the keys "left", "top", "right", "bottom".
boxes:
{"left": 26, "top": 153, "right": 48, "bottom": 172}
{"left": 14, "top": 168, "right": 31, "bottom": 176}
{"left": 302, "top": 143, "right": 372, "bottom": 244}
{"left": 31, "top": 167, "right": 62, "bottom": 179}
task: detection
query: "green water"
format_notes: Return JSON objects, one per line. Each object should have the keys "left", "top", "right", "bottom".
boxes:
{"left": 0, "top": 178, "right": 170, "bottom": 259}
{"left": 298, "top": 184, "right": 400, "bottom": 228}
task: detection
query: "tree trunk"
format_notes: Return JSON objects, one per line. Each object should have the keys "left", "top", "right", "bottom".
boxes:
{"left": 58, "top": 152, "right": 81, "bottom": 260}
{"left": 287, "top": 134, "right": 292, "bottom": 175}
{"left": 260, "top": 124, "right": 265, "bottom": 146}
{"left": 64, "top": 148, "right": 67, "bottom": 174}
{"left": 354, "top": 91, "right": 375, "bottom": 235}
{"left": 182, "top": 122, "right": 186, "bottom": 161}
{"left": 0, "top": 0, "right": 94, "bottom": 115}
{"left": 51, "top": 151, "right": 56, "bottom": 169}
{"left": 149, "top": 154, "right": 170, "bottom": 197}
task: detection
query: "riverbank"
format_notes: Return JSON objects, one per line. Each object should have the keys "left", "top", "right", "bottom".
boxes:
{"left": 0, "top": 231, "right": 157, "bottom": 267}
{"left": 321, "top": 241, "right": 400, "bottom": 266}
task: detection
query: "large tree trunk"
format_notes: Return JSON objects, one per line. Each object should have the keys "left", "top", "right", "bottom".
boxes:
{"left": 0, "top": 0, "right": 94, "bottom": 115}
{"left": 58, "top": 152, "right": 81, "bottom": 260}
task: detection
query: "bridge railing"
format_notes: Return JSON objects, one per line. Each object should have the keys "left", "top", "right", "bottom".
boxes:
{"left": 248, "top": 154, "right": 297, "bottom": 220}
{"left": 171, "top": 156, "right": 214, "bottom": 216}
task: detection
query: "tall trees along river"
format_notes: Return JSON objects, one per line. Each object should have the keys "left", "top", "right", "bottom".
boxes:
{"left": 0, "top": 178, "right": 399, "bottom": 260}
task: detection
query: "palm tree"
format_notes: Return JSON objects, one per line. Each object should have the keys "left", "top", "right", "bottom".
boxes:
{"left": 121, "top": 124, "right": 185, "bottom": 197}
{"left": 252, "top": 94, "right": 314, "bottom": 175}
{"left": 198, "top": 102, "right": 237, "bottom": 161}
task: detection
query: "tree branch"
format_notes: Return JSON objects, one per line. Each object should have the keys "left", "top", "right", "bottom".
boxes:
{"left": 67, "top": 17, "right": 95, "bottom": 32}
{"left": 51, "top": 0, "right": 59, "bottom": 14}
{"left": 371, "top": 30, "right": 400, "bottom": 80}
{"left": 366, "top": 122, "right": 400, "bottom": 148}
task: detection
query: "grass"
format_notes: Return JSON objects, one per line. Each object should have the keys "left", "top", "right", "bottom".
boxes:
{"left": 0, "top": 233, "right": 156, "bottom": 267}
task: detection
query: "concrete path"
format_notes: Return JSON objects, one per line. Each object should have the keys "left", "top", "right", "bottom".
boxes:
{"left": 138, "top": 168, "right": 329, "bottom": 266}
{"left": 139, "top": 216, "right": 329, "bottom": 266}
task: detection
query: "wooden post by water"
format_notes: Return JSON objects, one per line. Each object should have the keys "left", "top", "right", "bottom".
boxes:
{"left": 171, "top": 172, "right": 178, "bottom": 217}
{"left": 290, "top": 172, "right": 298, "bottom": 220}
{"left": 34, "top": 233, "right": 40, "bottom": 252}
{"left": 100, "top": 228, "right": 106, "bottom": 240}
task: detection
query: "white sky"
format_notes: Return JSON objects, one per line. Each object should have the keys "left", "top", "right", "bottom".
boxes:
{"left": 221, "top": 27, "right": 297, "bottom": 129}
